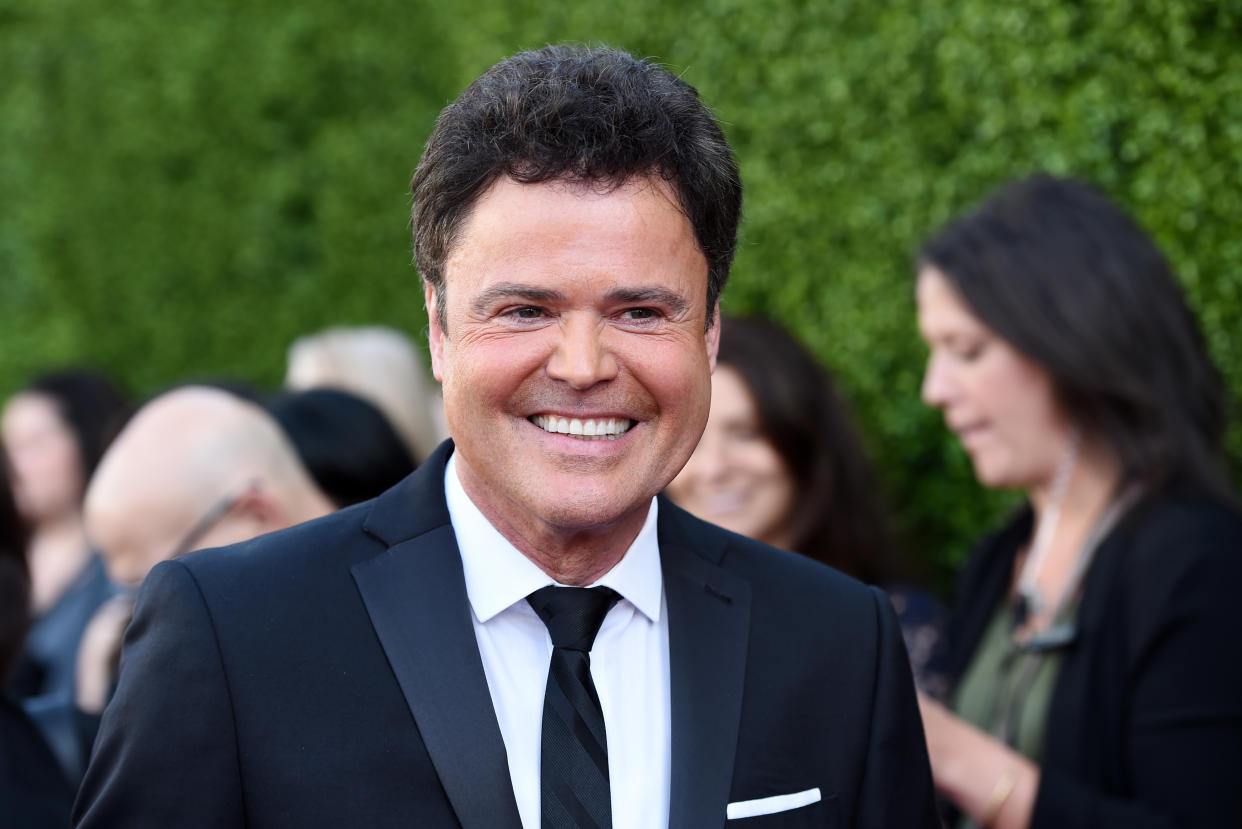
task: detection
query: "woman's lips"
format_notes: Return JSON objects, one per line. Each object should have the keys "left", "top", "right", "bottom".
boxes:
{"left": 955, "top": 423, "right": 990, "bottom": 449}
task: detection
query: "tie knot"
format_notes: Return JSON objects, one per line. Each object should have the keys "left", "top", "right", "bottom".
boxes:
{"left": 527, "top": 585, "right": 621, "bottom": 651}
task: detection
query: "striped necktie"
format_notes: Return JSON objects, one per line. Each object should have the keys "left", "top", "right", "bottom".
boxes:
{"left": 527, "top": 585, "right": 622, "bottom": 829}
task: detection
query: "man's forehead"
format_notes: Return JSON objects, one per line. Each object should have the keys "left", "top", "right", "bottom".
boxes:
{"left": 442, "top": 176, "right": 699, "bottom": 275}
{"left": 461, "top": 171, "right": 679, "bottom": 231}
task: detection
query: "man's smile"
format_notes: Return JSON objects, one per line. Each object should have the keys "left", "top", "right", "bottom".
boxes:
{"left": 528, "top": 414, "right": 636, "bottom": 440}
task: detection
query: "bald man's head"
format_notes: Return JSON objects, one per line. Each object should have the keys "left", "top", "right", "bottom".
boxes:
{"left": 85, "top": 387, "right": 334, "bottom": 586}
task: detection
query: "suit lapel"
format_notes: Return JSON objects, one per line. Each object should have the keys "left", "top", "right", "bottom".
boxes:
{"left": 352, "top": 442, "right": 522, "bottom": 829}
{"left": 352, "top": 454, "right": 752, "bottom": 828}
{"left": 659, "top": 501, "right": 751, "bottom": 828}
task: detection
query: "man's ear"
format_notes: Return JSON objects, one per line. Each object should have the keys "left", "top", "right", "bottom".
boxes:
{"left": 426, "top": 283, "right": 446, "bottom": 383}
{"left": 705, "top": 302, "right": 721, "bottom": 373}
{"left": 230, "top": 486, "right": 289, "bottom": 535}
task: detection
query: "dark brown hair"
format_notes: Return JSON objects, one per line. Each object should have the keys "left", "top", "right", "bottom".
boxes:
{"left": 920, "top": 174, "right": 1230, "bottom": 499}
{"left": 0, "top": 450, "right": 30, "bottom": 684}
{"left": 268, "top": 388, "right": 417, "bottom": 508}
{"left": 411, "top": 44, "right": 742, "bottom": 330}
{"left": 23, "top": 369, "right": 131, "bottom": 486}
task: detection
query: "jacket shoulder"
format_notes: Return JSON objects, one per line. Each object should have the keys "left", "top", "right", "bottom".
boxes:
{"left": 658, "top": 497, "right": 882, "bottom": 627}
{"left": 174, "top": 499, "right": 383, "bottom": 591}
{"left": 1106, "top": 490, "right": 1242, "bottom": 622}
{"left": 660, "top": 497, "right": 865, "bottom": 580}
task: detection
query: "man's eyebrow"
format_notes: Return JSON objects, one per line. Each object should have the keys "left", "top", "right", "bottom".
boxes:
{"left": 471, "top": 283, "right": 566, "bottom": 314}
{"left": 607, "top": 287, "right": 688, "bottom": 315}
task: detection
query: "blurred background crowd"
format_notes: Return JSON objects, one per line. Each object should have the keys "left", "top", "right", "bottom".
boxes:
{"left": 1, "top": 327, "right": 440, "bottom": 822}
{"left": 3, "top": 1, "right": 1241, "bottom": 827}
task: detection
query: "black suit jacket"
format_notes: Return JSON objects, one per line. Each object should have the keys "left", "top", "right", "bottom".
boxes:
{"left": 74, "top": 442, "right": 938, "bottom": 828}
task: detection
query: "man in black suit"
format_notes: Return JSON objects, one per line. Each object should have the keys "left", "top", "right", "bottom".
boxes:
{"left": 75, "top": 45, "right": 939, "bottom": 828}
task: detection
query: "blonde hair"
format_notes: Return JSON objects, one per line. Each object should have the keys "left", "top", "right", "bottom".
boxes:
{"left": 285, "top": 326, "right": 444, "bottom": 461}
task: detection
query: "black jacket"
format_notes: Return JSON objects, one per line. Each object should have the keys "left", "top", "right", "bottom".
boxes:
{"left": 76, "top": 441, "right": 938, "bottom": 828}
{"left": 0, "top": 694, "right": 74, "bottom": 828}
{"left": 945, "top": 483, "right": 1242, "bottom": 829}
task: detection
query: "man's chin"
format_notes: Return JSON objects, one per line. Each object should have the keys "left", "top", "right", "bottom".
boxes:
{"left": 517, "top": 481, "right": 654, "bottom": 534}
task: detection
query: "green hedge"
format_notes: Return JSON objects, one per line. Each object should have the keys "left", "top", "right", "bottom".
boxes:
{"left": 3, "top": 0, "right": 1240, "bottom": 584}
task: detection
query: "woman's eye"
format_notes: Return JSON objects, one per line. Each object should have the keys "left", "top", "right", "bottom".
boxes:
{"left": 957, "top": 342, "right": 986, "bottom": 362}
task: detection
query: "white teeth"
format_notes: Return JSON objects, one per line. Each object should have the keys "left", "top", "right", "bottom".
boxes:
{"left": 530, "top": 415, "right": 634, "bottom": 440}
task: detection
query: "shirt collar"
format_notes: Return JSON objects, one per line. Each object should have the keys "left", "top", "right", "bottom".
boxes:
{"left": 445, "top": 452, "right": 663, "bottom": 625}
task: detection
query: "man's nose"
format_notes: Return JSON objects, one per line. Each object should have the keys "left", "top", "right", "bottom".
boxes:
{"left": 545, "top": 317, "right": 619, "bottom": 390}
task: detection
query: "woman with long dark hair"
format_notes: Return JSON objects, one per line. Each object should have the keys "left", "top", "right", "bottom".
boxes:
{"left": 1, "top": 370, "right": 128, "bottom": 704}
{"left": 1, "top": 450, "right": 75, "bottom": 827}
{"left": 667, "top": 315, "right": 947, "bottom": 694}
{"left": 915, "top": 174, "right": 1242, "bottom": 828}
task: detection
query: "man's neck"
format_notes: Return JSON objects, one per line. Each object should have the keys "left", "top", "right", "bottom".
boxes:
{"left": 484, "top": 503, "right": 649, "bottom": 586}
{"left": 454, "top": 463, "right": 651, "bottom": 587}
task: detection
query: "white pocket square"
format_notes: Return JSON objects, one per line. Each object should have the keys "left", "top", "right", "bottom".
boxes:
{"left": 726, "top": 787, "right": 822, "bottom": 819}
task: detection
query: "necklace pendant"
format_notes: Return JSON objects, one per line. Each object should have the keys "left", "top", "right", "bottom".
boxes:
{"left": 1019, "top": 585, "right": 1044, "bottom": 617}
{"left": 1011, "top": 595, "right": 1029, "bottom": 629}
{"left": 1012, "top": 586, "right": 1044, "bottom": 632}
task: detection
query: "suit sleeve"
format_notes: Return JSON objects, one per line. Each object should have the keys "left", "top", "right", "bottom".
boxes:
{"left": 73, "top": 559, "right": 246, "bottom": 828}
{"left": 855, "top": 586, "right": 942, "bottom": 829}
{"left": 1032, "top": 534, "right": 1242, "bottom": 829}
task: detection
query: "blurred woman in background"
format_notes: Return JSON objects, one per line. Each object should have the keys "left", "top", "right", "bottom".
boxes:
{"left": 916, "top": 174, "right": 1242, "bottom": 828}
{"left": 1, "top": 449, "right": 74, "bottom": 827}
{"left": 0, "top": 370, "right": 129, "bottom": 702}
{"left": 666, "top": 315, "right": 948, "bottom": 695}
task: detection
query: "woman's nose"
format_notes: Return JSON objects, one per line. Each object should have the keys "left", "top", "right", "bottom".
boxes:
{"left": 920, "top": 351, "right": 954, "bottom": 408}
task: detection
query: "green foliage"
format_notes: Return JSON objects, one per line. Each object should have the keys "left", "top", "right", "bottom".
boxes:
{"left": 3, "top": 0, "right": 1240, "bottom": 583}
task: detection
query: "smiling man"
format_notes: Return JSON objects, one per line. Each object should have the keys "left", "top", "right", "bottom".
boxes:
{"left": 432, "top": 176, "right": 716, "bottom": 587}
{"left": 75, "top": 46, "right": 938, "bottom": 828}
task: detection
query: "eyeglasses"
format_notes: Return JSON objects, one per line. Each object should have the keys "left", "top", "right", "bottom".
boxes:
{"left": 167, "top": 480, "right": 259, "bottom": 561}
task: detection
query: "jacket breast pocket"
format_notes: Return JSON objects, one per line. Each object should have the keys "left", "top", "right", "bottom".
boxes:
{"left": 724, "top": 793, "right": 840, "bottom": 828}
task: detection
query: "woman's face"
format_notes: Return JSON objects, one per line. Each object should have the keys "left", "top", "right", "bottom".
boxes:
{"left": 666, "top": 365, "right": 797, "bottom": 548}
{"left": 917, "top": 266, "right": 1074, "bottom": 492}
{"left": 1, "top": 392, "right": 85, "bottom": 524}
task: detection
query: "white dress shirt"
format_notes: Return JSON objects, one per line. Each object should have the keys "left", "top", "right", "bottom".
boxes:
{"left": 445, "top": 454, "right": 672, "bottom": 829}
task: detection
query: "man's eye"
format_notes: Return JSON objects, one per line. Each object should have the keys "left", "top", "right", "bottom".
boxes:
{"left": 622, "top": 308, "right": 657, "bottom": 321}
{"left": 511, "top": 307, "right": 544, "bottom": 319}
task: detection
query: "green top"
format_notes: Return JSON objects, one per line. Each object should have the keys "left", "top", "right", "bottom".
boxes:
{"left": 954, "top": 603, "right": 1062, "bottom": 761}
{"left": 951, "top": 600, "right": 1076, "bottom": 828}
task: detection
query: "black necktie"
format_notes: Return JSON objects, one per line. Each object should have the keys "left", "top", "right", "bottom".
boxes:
{"left": 527, "top": 585, "right": 622, "bottom": 829}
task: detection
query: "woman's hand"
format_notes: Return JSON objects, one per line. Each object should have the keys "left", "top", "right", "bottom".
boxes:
{"left": 918, "top": 693, "right": 1040, "bottom": 828}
